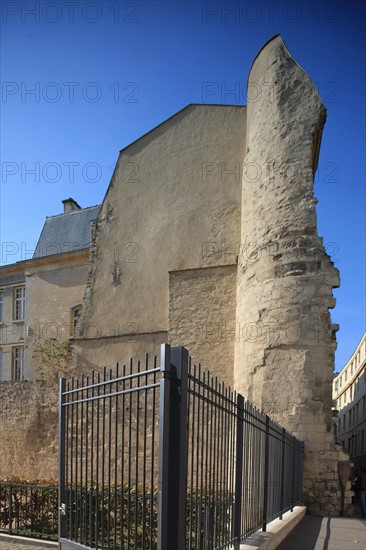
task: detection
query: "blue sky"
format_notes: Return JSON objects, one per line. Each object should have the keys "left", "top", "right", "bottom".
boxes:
{"left": 1, "top": 0, "right": 365, "bottom": 371}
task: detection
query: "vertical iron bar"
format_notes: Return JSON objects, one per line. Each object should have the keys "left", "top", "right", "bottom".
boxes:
{"left": 199, "top": 366, "right": 205, "bottom": 550}
{"left": 157, "top": 344, "right": 189, "bottom": 550}
{"left": 89, "top": 371, "right": 95, "bottom": 548}
{"left": 150, "top": 356, "right": 157, "bottom": 550}
{"left": 280, "top": 428, "right": 285, "bottom": 520}
{"left": 134, "top": 360, "right": 141, "bottom": 550}
{"left": 204, "top": 372, "right": 210, "bottom": 550}
{"left": 70, "top": 378, "right": 74, "bottom": 541}
{"left": 107, "top": 369, "right": 112, "bottom": 548}
{"left": 95, "top": 371, "right": 100, "bottom": 550}
{"left": 127, "top": 359, "right": 133, "bottom": 550}
{"left": 212, "top": 377, "right": 218, "bottom": 547}
{"left": 75, "top": 379, "right": 79, "bottom": 543}
{"left": 262, "top": 415, "right": 270, "bottom": 532}
{"left": 114, "top": 364, "right": 119, "bottom": 550}
{"left": 84, "top": 375, "right": 89, "bottom": 546}
{"left": 291, "top": 436, "right": 296, "bottom": 511}
{"left": 120, "top": 363, "right": 126, "bottom": 550}
{"left": 233, "top": 394, "right": 244, "bottom": 549}
{"left": 188, "top": 363, "right": 196, "bottom": 550}
{"left": 195, "top": 364, "right": 200, "bottom": 548}
{"left": 101, "top": 367, "right": 106, "bottom": 550}
{"left": 142, "top": 355, "right": 148, "bottom": 548}
{"left": 80, "top": 374, "right": 84, "bottom": 545}
{"left": 59, "top": 378, "right": 67, "bottom": 543}
{"left": 9, "top": 483, "right": 12, "bottom": 534}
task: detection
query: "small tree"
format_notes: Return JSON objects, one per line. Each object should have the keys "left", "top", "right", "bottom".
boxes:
{"left": 32, "top": 338, "right": 71, "bottom": 379}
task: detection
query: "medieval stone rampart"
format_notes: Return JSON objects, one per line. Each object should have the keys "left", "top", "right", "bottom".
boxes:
{"left": 234, "top": 35, "right": 351, "bottom": 515}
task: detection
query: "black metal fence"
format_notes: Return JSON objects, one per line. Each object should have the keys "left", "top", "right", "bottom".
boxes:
{"left": 0, "top": 482, "right": 58, "bottom": 540}
{"left": 59, "top": 355, "right": 160, "bottom": 549}
{"left": 59, "top": 344, "right": 304, "bottom": 550}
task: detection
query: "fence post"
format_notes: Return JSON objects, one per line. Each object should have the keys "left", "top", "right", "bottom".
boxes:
{"left": 233, "top": 394, "right": 244, "bottom": 549}
{"left": 262, "top": 415, "right": 270, "bottom": 532}
{"left": 279, "top": 428, "right": 286, "bottom": 519}
{"left": 291, "top": 435, "right": 296, "bottom": 512}
{"left": 8, "top": 485, "right": 12, "bottom": 534}
{"left": 59, "top": 377, "right": 67, "bottom": 544}
{"left": 158, "top": 344, "right": 189, "bottom": 550}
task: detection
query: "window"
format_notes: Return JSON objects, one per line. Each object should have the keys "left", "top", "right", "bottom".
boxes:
{"left": 345, "top": 369, "right": 348, "bottom": 381}
{"left": 14, "top": 287, "right": 25, "bottom": 320}
{"left": 0, "top": 291, "right": 3, "bottom": 322}
{"left": 13, "top": 347, "right": 24, "bottom": 381}
{"left": 0, "top": 349, "right": 2, "bottom": 381}
{"left": 71, "top": 305, "right": 82, "bottom": 335}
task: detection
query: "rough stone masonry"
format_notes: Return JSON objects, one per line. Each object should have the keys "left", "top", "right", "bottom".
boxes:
{"left": 234, "top": 35, "right": 351, "bottom": 515}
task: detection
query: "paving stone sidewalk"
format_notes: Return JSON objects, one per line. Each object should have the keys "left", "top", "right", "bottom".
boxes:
{"left": 277, "top": 515, "right": 366, "bottom": 550}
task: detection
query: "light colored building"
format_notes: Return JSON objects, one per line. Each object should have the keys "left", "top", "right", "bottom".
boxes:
{"left": 333, "top": 332, "right": 366, "bottom": 472}
{"left": 0, "top": 35, "right": 353, "bottom": 515}
{"left": 71, "top": 35, "right": 350, "bottom": 515}
{"left": 0, "top": 198, "right": 99, "bottom": 381}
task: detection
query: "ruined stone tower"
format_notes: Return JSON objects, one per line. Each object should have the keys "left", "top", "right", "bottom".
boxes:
{"left": 234, "top": 36, "right": 350, "bottom": 515}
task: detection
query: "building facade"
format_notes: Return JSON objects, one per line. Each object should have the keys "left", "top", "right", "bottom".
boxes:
{"left": 333, "top": 332, "right": 366, "bottom": 472}
{"left": 71, "top": 36, "right": 351, "bottom": 515}
{"left": 0, "top": 199, "right": 99, "bottom": 381}
{"left": 0, "top": 36, "right": 353, "bottom": 515}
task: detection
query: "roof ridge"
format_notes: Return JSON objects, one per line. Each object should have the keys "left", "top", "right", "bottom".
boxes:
{"left": 45, "top": 204, "right": 100, "bottom": 220}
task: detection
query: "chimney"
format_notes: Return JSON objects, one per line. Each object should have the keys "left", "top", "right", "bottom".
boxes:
{"left": 62, "top": 198, "right": 81, "bottom": 213}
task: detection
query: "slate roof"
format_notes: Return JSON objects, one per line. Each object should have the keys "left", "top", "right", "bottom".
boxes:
{"left": 33, "top": 205, "right": 100, "bottom": 259}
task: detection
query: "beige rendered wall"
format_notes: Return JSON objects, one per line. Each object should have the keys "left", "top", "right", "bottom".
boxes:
{"left": 168, "top": 265, "right": 237, "bottom": 386}
{"left": 27, "top": 260, "right": 89, "bottom": 341}
{"left": 78, "top": 105, "right": 246, "bottom": 350}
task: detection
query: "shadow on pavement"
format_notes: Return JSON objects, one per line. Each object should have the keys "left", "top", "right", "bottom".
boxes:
{"left": 277, "top": 516, "right": 323, "bottom": 550}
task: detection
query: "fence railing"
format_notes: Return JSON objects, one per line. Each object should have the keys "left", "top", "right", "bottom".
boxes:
{"left": 58, "top": 344, "right": 304, "bottom": 550}
{"left": 0, "top": 346, "right": 304, "bottom": 548}
{"left": 159, "top": 346, "right": 304, "bottom": 550}
{"left": 0, "top": 482, "right": 58, "bottom": 540}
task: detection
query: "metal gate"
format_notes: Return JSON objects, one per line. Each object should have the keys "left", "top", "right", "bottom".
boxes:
{"left": 58, "top": 354, "right": 161, "bottom": 550}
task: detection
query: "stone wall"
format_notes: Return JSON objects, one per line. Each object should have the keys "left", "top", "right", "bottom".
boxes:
{"left": 78, "top": 104, "right": 246, "bottom": 342}
{"left": 234, "top": 35, "right": 351, "bottom": 516}
{"left": 169, "top": 265, "right": 237, "bottom": 386}
{"left": 0, "top": 380, "right": 59, "bottom": 479}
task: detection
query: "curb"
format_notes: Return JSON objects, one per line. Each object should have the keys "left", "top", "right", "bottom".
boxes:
{"left": 0, "top": 534, "right": 57, "bottom": 548}
{"left": 238, "top": 506, "right": 307, "bottom": 550}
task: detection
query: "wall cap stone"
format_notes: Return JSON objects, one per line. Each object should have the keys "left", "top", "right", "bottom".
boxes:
{"left": 238, "top": 506, "right": 306, "bottom": 550}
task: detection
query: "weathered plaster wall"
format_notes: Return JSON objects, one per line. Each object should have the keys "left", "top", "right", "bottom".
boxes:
{"left": 234, "top": 35, "right": 350, "bottom": 515}
{"left": 25, "top": 259, "right": 90, "bottom": 379}
{"left": 27, "top": 261, "right": 89, "bottom": 341}
{"left": 168, "top": 265, "right": 237, "bottom": 386}
{"left": 70, "top": 332, "right": 167, "bottom": 373}
{"left": 77, "top": 105, "right": 246, "bottom": 352}
{"left": 0, "top": 381, "right": 59, "bottom": 479}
